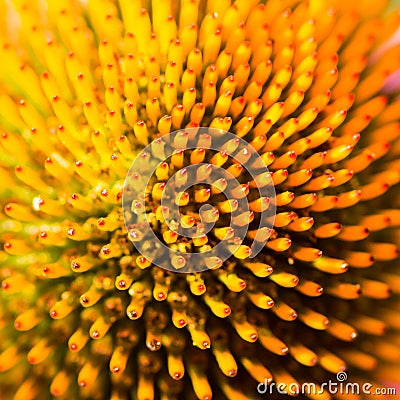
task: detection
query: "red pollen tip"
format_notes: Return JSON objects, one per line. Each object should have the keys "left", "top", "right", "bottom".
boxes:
{"left": 173, "top": 372, "right": 181, "bottom": 380}
{"left": 69, "top": 343, "right": 77, "bottom": 351}
{"left": 157, "top": 292, "right": 165, "bottom": 300}
{"left": 71, "top": 261, "right": 80, "bottom": 270}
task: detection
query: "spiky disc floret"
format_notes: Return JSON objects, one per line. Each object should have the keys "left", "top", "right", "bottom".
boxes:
{"left": 0, "top": 0, "right": 400, "bottom": 399}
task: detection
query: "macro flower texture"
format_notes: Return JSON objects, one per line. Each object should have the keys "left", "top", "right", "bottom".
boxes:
{"left": 0, "top": 0, "right": 400, "bottom": 399}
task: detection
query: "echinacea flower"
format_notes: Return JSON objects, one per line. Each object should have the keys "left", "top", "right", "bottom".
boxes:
{"left": 0, "top": 0, "right": 400, "bottom": 399}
